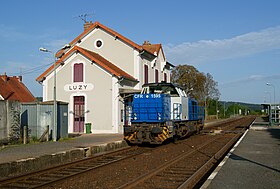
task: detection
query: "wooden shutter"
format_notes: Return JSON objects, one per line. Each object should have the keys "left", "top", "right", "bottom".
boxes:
{"left": 74, "top": 63, "right": 83, "bottom": 82}
{"left": 144, "top": 65, "right": 148, "bottom": 84}
{"left": 155, "top": 69, "right": 159, "bottom": 83}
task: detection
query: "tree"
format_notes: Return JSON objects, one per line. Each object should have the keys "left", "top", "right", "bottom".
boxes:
{"left": 171, "top": 65, "right": 206, "bottom": 102}
{"left": 203, "top": 73, "right": 220, "bottom": 117}
{"left": 171, "top": 64, "right": 220, "bottom": 118}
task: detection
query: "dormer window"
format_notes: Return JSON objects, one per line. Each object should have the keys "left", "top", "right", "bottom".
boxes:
{"left": 74, "top": 63, "right": 83, "bottom": 82}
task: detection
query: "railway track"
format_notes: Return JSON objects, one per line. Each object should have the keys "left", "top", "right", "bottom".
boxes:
{"left": 117, "top": 133, "right": 247, "bottom": 187}
{"left": 0, "top": 147, "right": 150, "bottom": 189}
{"left": 118, "top": 116, "right": 255, "bottom": 189}
{"left": 0, "top": 116, "right": 255, "bottom": 189}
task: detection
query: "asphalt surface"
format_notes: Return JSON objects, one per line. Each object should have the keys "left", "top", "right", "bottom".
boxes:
{"left": 205, "top": 119, "right": 280, "bottom": 189}
{"left": 0, "top": 134, "right": 123, "bottom": 164}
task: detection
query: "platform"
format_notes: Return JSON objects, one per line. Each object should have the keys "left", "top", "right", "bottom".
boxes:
{"left": 202, "top": 117, "right": 280, "bottom": 189}
{"left": 0, "top": 133, "right": 125, "bottom": 178}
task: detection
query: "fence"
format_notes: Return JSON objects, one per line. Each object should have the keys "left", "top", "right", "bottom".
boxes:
{"left": 0, "top": 100, "right": 21, "bottom": 143}
{"left": 21, "top": 101, "right": 69, "bottom": 140}
{"left": 0, "top": 100, "right": 68, "bottom": 143}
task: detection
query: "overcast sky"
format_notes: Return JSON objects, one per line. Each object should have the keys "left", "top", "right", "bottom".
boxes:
{"left": 1, "top": 0, "right": 280, "bottom": 104}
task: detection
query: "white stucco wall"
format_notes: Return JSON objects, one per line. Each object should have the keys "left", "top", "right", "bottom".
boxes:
{"left": 43, "top": 53, "right": 117, "bottom": 134}
{"left": 78, "top": 28, "right": 135, "bottom": 77}
{"left": 41, "top": 24, "right": 172, "bottom": 135}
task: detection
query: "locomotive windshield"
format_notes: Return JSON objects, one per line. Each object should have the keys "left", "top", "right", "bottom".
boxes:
{"left": 141, "top": 83, "right": 184, "bottom": 97}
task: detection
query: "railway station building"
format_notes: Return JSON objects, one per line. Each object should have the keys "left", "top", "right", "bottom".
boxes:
{"left": 37, "top": 21, "right": 173, "bottom": 134}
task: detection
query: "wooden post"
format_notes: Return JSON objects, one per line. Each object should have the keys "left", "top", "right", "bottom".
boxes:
{"left": 23, "top": 126, "right": 27, "bottom": 144}
{"left": 46, "top": 125, "right": 49, "bottom": 142}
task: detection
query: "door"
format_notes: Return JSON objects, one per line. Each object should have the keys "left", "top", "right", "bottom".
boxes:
{"left": 74, "top": 96, "right": 85, "bottom": 132}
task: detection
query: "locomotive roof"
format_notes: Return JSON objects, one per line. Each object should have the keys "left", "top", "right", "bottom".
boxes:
{"left": 142, "top": 82, "right": 184, "bottom": 90}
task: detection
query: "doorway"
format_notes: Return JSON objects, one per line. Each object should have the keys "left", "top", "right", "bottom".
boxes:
{"left": 73, "top": 96, "right": 85, "bottom": 132}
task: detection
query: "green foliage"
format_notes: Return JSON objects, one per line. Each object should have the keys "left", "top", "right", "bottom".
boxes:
{"left": 171, "top": 64, "right": 220, "bottom": 117}
{"left": 213, "top": 101, "right": 262, "bottom": 118}
{"left": 207, "top": 99, "right": 219, "bottom": 115}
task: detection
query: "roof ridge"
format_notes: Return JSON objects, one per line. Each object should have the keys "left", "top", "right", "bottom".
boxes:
{"left": 56, "top": 21, "right": 145, "bottom": 58}
{"left": 37, "top": 46, "right": 137, "bottom": 82}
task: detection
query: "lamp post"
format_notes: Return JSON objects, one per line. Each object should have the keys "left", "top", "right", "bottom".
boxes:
{"left": 40, "top": 45, "right": 70, "bottom": 141}
{"left": 264, "top": 91, "right": 271, "bottom": 104}
{"left": 39, "top": 47, "right": 58, "bottom": 141}
{"left": 266, "top": 83, "right": 276, "bottom": 124}
{"left": 265, "top": 91, "right": 272, "bottom": 124}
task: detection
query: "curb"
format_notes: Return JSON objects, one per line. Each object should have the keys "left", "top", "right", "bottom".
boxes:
{"left": 0, "top": 140, "right": 128, "bottom": 179}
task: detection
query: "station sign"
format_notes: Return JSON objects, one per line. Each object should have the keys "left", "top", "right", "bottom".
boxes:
{"left": 64, "top": 83, "right": 94, "bottom": 92}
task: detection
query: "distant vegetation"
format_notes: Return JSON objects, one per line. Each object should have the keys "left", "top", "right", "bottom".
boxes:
{"left": 170, "top": 64, "right": 263, "bottom": 119}
{"left": 207, "top": 100, "right": 262, "bottom": 118}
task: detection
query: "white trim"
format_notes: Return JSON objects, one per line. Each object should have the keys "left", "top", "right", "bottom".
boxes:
{"left": 0, "top": 95, "right": 4, "bottom": 100}
{"left": 42, "top": 82, "right": 47, "bottom": 101}
{"left": 94, "top": 39, "right": 104, "bottom": 49}
{"left": 134, "top": 50, "right": 141, "bottom": 89}
{"left": 77, "top": 28, "right": 98, "bottom": 46}
{"left": 151, "top": 57, "right": 157, "bottom": 68}
{"left": 112, "top": 76, "right": 120, "bottom": 133}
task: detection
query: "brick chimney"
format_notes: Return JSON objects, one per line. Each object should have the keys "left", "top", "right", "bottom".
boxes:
{"left": 17, "top": 76, "right": 22, "bottom": 82}
{"left": 2, "top": 72, "right": 8, "bottom": 82}
{"left": 84, "top": 21, "right": 93, "bottom": 31}
{"left": 143, "top": 41, "right": 151, "bottom": 45}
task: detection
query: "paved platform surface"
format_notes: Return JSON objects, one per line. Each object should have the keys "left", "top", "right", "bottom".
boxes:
{"left": 0, "top": 134, "right": 123, "bottom": 164}
{"left": 204, "top": 117, "right": 280, "bottom": 189}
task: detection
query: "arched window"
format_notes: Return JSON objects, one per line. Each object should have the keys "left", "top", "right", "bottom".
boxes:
{"left": 74, "top": 63, "right": 83, "bottom": 82}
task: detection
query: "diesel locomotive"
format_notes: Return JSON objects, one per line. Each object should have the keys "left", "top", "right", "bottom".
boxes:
{"left": 124, "top": 82, "right": 204, "bottom": 144}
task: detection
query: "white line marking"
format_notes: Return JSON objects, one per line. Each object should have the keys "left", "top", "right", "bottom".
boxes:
{"left": 200, "top": 127, "right": 250, "bottom": 188}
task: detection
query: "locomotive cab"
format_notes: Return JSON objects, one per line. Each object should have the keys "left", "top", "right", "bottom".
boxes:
{"left": 124, "top": 83, "right": 204, "bottom": 145}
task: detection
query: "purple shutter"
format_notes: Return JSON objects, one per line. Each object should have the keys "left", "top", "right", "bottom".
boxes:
{"left": 144, "top": 65, "right": 148, "bottom": 84}
{"left": 155, "top": 69, "right": 159, "bottom": 83}
{"left": 74, "top": 63, "right": 83, "bottom": 82}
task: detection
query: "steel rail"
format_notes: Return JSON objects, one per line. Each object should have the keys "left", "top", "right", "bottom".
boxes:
{"left": 117, "top": 135, "right": 226, "bottom": 189}
{"left": 0, "top": 146, "right": 148, "bottom": 189}
{"left": 177, "top": 132, "right": 243, "bottom": 189}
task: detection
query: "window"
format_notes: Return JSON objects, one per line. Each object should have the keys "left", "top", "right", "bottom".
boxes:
{"left": 144, "top": 65, "right": 148, "bottom": 84}
{"left": 95, "top": 39, "right": 103, "bottom": 49}
{"left": 155, "top": 69, "right": 159, "bottom": 83}
{"left": 74, "top": 63, "right": 83, "bottom": 82}
{"left": 164, "top": 73, "right": 167, "bottom": 82}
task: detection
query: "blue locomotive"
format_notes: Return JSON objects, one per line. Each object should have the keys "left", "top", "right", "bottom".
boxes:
{"left": 124, "top": 83, "right": 204, "bottom": 144}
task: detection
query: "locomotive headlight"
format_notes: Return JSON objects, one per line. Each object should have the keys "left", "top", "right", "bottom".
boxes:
{"left": 158, "top": 113, "right": 161, "bottom": 120}
{"left": 134, "top": 113, "right": 137, "bottom": 120}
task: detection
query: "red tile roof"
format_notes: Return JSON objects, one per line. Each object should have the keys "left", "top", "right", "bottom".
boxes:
{"left": 39, "top": 21, "right": 167, "bottom": 82}
{"left": 36, "top": 46, "right": 137, "bottom": 82}
{"left": 0, "top": 75, "right": 36, "bottom": 102}
{"left": 56, "top": 21, "right": 144, "bottom": 58}
{"left": 142, "top": 41, "right": 166, "bottom": 60}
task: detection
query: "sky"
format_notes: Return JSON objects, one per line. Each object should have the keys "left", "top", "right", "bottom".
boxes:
{"left": 1, "top": 0, "right": 280, "bottom": 104}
